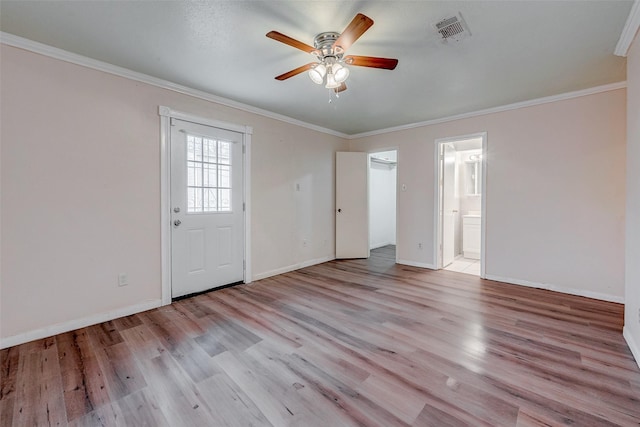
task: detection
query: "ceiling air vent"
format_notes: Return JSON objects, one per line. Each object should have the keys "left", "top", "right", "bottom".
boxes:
{"left": 433, "top": 13, "right": 470, "bottom": 42}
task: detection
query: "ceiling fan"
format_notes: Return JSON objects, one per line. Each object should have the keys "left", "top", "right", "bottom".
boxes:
{"left": 266, "top": 13, "right": 398, "bottom": 93}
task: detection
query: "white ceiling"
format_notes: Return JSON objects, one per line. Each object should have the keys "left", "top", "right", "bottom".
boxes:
{"left": 0, "top": 1, "right": 632, "bottom": 135}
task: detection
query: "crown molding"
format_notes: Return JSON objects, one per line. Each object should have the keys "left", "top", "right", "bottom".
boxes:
{"left": 347, "top": 81, "right": 627, "bottom": 139}
{"left": 1, "top": 32, "right": 629, "bottom": 140}
{"left": 0, "top": 32, "right": 348, "bottom": 138}
{"left": 615, "top": 0, "right": 640, "bottom": 56}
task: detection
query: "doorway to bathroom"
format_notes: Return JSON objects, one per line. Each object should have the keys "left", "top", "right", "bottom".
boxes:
{"left": 369, "top": 150, "right": 397, "bottom": 260}
{"left": 435, "top": 133, "right": 486, "bottom": 277}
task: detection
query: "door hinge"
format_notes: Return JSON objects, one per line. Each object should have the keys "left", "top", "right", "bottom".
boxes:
{"left": 242, "top": 144, "right": 246, "bottom": 154}
{"left": 243, "top": 202, "right": 246, "bottom": 212}
{"left": 243, "top": 260, "right": 246, "bottom": 270}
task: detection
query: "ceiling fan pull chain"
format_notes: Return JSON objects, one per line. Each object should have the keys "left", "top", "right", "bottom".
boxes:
{"left": 329, "top": 89, "right": 341, "bottom": 104}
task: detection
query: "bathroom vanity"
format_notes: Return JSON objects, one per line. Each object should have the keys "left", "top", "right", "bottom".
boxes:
{"left": 463, "top": 213, "right": 481, "bottom": 260}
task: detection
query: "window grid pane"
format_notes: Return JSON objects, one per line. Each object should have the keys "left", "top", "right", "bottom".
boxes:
{"left": 218, "top": 165, "right": 231, "bottom": 188}
{"left": 218, "top": 141, "right": 231, "bottom": 165}
{"left": 218, "top": 189, "right": 231, "bottom": 211}
{"left": 186, "top": 135, "right": 233, "bottom": 213}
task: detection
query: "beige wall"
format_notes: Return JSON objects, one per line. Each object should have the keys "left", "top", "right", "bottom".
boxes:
{"left": 625, "top": 32, "right": 640, "bottom": 363}
{"left": 0, "top": 45, "right": 347, "bottom": 343}
{"left": 350, "top": 88, "right": 627, "bottom": 301}
{"left": 0, "top": 40, "right": 630, "bottom": 347}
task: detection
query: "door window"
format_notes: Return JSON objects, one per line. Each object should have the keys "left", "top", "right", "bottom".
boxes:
{"left": 186, "top": 135, "right": 232, "bottom": 213}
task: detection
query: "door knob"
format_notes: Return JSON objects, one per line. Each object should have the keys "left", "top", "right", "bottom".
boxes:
{"left": 173, "top": 207, "right": 180, "bottom": 213}
{"left": 174, "top": 220, "right": 181, "bottom": 227}
{"left": 337, "top": 208, "right": 342, "bottom": 213}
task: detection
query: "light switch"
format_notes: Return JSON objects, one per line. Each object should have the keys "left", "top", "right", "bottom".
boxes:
{"left": 118, "top": 273, "right": 128, "bottom": 287}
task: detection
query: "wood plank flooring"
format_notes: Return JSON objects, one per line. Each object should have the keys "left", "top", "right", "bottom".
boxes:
{"left": 2, "top": 245, "right": 640, "bottom": 426}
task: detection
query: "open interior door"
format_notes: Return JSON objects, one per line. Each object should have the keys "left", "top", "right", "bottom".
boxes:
{"left": 336, "top": 152, "right": 370, "bottom": 259}
{"left": 442, "top": 143, "right": 456, "bottom": 267}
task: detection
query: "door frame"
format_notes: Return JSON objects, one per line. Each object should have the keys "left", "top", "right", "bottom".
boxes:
{"left": 433, "top": 132, "right": 487, "bottom": 278}
{"left": 159, "top": 106, "right": 252, "bottom": 305}
{"left": 440, "top": 143, "right": 457, "bottom": 268}
{"left": 368, "top": 147, "right": 399, "bottom": 263}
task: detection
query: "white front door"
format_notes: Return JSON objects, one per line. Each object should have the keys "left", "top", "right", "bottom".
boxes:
{"left": 170, "top": 119, "right": 244, "bottom": 298}
{"left": 336, "top": 152, "right": 370, "bottom": 259}
{"left": 442, "top": 143, "right": 456, "bottom": 267}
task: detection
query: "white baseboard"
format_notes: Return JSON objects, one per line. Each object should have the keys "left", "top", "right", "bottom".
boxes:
{"left": 623, "top": 327, "right": 640, "bottom": 370}
{"left": 396, "top": 259, "right": 437, "bottom": 270}
{"left": 0, "top": 299, "right": 162, "bottom": 349}
{"left": 484, "top": 274, "right": 624, "bottom": 304}
{"left": 252, "top": 255, "right": 335, "bottom": 281}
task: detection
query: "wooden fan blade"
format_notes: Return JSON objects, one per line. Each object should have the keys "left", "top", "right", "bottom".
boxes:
{"left": 275, "top": 63, "right": 315, "bottom": 81}
{"left": 334, "top": 82, "right": 347, "bottom": 93}
{"left": 344, "top": 55, "right": 398, "bottom": 70}
{"left": 333, "top": 13, "right": 374, "bottom": 52}
{"left": 266, "top": 31, "right": 316, "bottom": 53}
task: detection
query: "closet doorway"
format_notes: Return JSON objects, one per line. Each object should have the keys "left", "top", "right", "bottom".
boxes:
{"left": 369, "top": 150, "right": 398, "bottom": 260}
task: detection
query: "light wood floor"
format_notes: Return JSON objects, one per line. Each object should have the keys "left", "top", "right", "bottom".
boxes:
{"left": 2, "top": 245, "right": 639, "bottom": 426}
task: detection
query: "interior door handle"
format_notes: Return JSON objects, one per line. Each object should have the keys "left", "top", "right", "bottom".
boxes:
{"left": 174, "top": 220, "right": 181, "bottom": 227}
{"left": 337, "top": 208, "right": 342, "bottom": 213}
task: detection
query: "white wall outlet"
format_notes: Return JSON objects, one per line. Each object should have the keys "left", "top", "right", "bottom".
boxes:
{"left": 118, "top": 273, "right": 128, "bottom": 287}
{"left": 418, "top": 243, "right": 423, "bottom": 250}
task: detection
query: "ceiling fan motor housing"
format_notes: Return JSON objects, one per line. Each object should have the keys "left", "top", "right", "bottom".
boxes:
{"left": 313, "top": 32, "right": 344, "bottom": 59}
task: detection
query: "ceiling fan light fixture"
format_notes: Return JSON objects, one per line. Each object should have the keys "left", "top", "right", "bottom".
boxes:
{"left": 333, "top": 63, "right": 350, "bottom": 83}
{"left": 308, "top": 63, "right": 326, "bottom": 84}
{"left": 325, "top": 71, "right": 341, "bottom": 89}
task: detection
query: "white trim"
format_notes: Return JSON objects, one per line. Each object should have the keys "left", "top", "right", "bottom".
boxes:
{"left": 366, "top": 147, "right": 400, "bottom": 262}
{"left": 159, "top": 113, "right": 172, "bottom": 305}
{"left": 433, "top": 143, "right": 441, "bottom": 271}
{"left": 433, "top": 143, "right": 446, "bottom": 270}
{"left": 159, "top": 106, "right": 252, "bottom": 301}
{"left": 484, "top": 274, "right": 624, "bottom": 304}
{"left": 0, "top": 299, "right": 161, "bottom": 349}
{"left": 396, "top": 259, "right": 437, "bottom": 270}
{"left": 244, "top": 129, "right": 253, "bottom": 284}
{"left": 433, "top": 132, "right": 487, "bottom": 278}
{"left": 615, "top": 0, "right": 640, "bottom": 57}
{"left": 348, "top": 82, "right": 627, "bottom": 139}
{"left": 1, "top": 32, "right": 346, "bottom": 138}
{"left": 480, "top": 135, "right": 488, "bottom": 279}
{"left": 1, "top": 32, "right": 628, "bottom": 139}
{"left": 252, "top": 256, "right": 335, "bottom": 281}
{"left": 160, "top": 106, "right": 250, "bottom": 134}
{"left": 623, "top": 327, "right": 640, "bottom": 369}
